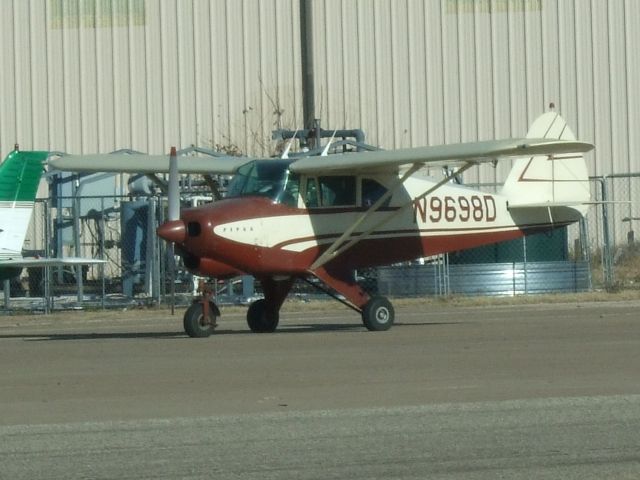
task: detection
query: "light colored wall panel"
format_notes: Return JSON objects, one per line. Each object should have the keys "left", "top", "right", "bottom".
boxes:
{"left": 0, "top": 1, "right": 17, "bottom": 150}
{"left": 354, "top": 0, "right": 378, "bottom": 145}
{"left": 626, "top": 0, "right": 640, "bottom": 177}
{"left": 177, "top": 1, "right": 197, "bottom": 150}
{"left": 14, "top": 1, "right": 34, "bottom": 148}
{"left": 607, "top": 0, "right": 629, "bottom": 180}
{"left": 457, "top": 5, "right": 478, "bottom": 142}
{"left": 441, "top": 8, "right": 461, "bottom": 145}
{"left": 406, "top": 0, "right": 427, "bottom": 148}
{"left": 424, "top": 1, "right": 445, "bottom": 146}
{"left": 389, "top": 0, "right": 411, "bottom": 149}
{"left": 30, "top": 3, "right": 50, "bottom": 148}
{"left": 574, "top": 0, "right": 595, "bottom": 157}
{"left": 129, "top": 5, "right": 149, "bottom": 152}
{"left": 193, "top": 0, "right": 214, "bottom": 149}
{"left": 273, "top": 0, "right": 300, "bottom": 130}
{"left": 78, "top": 2, "right": 98, "bottom": 153}
{"left": 144, "top": 3, "right": 165, "bottom": 152}
{"left": 589, "top": 0, "right": 610, "bottom": 177}
{"left": 160, "top": 0, "right": 181, "bottom": 148}
{"left": 0, "top": 0, "right": 637, "bottom": 182}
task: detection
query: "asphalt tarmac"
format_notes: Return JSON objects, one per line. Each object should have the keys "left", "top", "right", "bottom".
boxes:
{"left": 1, "top": 300, "right": 639, "bottom": 479}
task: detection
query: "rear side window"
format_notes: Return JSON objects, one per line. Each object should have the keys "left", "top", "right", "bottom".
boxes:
{"left": 361, "top": 178, "right": 389, "bottom": 207}
{"left": 318, "top": 176, "right": 356, "bottom": 207}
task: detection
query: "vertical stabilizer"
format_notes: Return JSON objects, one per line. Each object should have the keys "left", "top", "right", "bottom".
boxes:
{"left": 501, "top": 113, "right": 590, "bottom": 213}
{"left": 0, "top": 151, "right": 48, "bottom": 259}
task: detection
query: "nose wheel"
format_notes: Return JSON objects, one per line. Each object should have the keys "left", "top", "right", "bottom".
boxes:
{"left": 183, "top": 301, "right": 219, "bottom": 338}
{"left": 362, "top": 296, "right": 395, "bottom": 331}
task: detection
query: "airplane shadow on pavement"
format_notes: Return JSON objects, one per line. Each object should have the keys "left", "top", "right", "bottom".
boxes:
{"left": 0, "top": 320, "right": 456, "bottom": 341}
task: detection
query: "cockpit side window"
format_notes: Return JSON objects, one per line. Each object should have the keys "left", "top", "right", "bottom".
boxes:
{"left": 278, "top": 173, "right": 300, "bottom": 207}
{"left": 318, "top": 176, "right": 356, "bottom": 207}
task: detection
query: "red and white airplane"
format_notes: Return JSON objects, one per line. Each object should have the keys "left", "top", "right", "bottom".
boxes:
{"left": 51, "top": 112, "right": 593, "bottom": 336}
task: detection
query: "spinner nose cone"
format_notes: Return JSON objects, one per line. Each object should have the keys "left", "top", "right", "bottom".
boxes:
{"left": 157, "top": 220, "right": 186, "bottom": 243}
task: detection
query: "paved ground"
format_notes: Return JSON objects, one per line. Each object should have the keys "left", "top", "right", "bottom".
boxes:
{"left": 1, "top": 300, "right": 639, "bottom": 478}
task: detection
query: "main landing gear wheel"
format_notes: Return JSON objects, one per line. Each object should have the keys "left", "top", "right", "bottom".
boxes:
{"left": 247, "top": 299, "right": 279, "bottom": 333}
{"left": 362, "top": 296, "right": 395, "bottom": 331}
{"left": 183, "top": 302, "right": 217, "bottom": 338}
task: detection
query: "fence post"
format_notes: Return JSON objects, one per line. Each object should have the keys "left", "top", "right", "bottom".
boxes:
{"left": 598, "top": 177, "right": 615, "bottom": 287}
{"left": 523, "top": 235, "right": 528, "bottom": 295}
{"left": 579, "top": 217, "right": 593, "bottom": 290}
{"left": 3, "top": 279, "right": 9, "bottom": 310}
{"left": 73, "top": 188, "right": 84, "bottom": 304}
{"left": 44, "top": 199, "right": 51, "bottom": 313}
{"left": 158, "top": 196, "right": 165, "bottom": 304}
{"left": 100, "top": 197, "right": 106, "bottom": 310}
{"left": 144, "top": 197, "right": 154, "bottom": 298}
{"left": 153, "top": 196, "right": 161, "bottom": 304}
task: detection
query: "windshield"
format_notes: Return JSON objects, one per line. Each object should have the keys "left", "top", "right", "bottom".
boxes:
{"left": 227, "top": 160, "right": 299, "bottom": 206}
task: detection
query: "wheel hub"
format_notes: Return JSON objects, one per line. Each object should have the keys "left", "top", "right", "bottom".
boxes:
{"left": 376, "top": 307, "right": 390, "bottom": 323}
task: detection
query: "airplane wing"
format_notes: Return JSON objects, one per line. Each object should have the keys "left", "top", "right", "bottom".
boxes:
{"left": 49, "top": 154, "right": 250, "bottom": 174}
{"left": 289, "top": 138, "right": 594, "bottom": 174}
{"left": 0, "top": 257, "right": 106, "bottom": 268}
{"left": 49, "top": 138, "right": 593, "bottom": 176}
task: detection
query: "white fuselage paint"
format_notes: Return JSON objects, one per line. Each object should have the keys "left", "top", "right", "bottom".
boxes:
{"left": 213, "top": 176, "right": 580, "bottom": 253}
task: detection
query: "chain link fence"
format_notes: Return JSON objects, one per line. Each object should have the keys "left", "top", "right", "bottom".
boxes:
{"left": 2, "top": 174, "right": 638, "bottom": 312}
{"left": 588, "top": 174, "right": 640, "bottom": 290}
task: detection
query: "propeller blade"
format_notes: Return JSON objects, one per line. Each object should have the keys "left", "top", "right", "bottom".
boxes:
{"left": 168, "top": 146, "right": 180, "bottom": 221}
{"left": 166, "top": 146, "right": 179, "bottom": 315}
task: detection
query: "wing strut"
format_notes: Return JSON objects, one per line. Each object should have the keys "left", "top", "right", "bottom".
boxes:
{"left": 309, "top": 160, "right": 478, "bottom": 272}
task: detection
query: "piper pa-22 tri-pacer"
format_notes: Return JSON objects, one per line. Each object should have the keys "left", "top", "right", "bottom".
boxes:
{"left": 51, "top": 112, "right": 593, "bottom": 336}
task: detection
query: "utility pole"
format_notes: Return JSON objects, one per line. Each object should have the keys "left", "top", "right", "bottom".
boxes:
{"left": 300, "top": 0, "right": 315, "bottom": 134}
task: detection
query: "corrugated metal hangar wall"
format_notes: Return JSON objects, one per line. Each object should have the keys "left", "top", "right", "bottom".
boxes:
{"left": 0, "top": 0, "right": 638, "bottom": 186}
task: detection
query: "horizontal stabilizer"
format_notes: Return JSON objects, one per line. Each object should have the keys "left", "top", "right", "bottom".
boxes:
{"left": 0, "top": 257, "right": 106, "bottom": 268}
{"left": 509, "top": 200, "right": 630, "bottom": 209}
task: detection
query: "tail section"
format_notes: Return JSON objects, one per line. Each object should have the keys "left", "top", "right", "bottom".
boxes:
{"left": 501, "top": 112, "right": 590, "bottom": 214}
{"left": 0, "top": 150, "right": 48, "bottom": 259}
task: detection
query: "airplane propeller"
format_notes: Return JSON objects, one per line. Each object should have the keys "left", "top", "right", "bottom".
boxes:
{"left": 167, "top": 146, "right": 179, "bottom": 314}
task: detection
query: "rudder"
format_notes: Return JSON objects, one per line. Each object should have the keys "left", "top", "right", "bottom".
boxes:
{"left": 0, "top": 150, "right": 47, "bottom": 259}
{"left": 501, "top": 112, "right": 590, "bottom": 212}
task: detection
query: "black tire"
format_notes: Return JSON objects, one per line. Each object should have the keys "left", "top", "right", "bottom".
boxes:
{"left": 183, "top": 302, "right": 217, "bottom": 338}
{"left": 247, "top": 299, "right": 279, "bottom": 333}
{"left": 362, "top": 296, "right": 395, "bottom": 331}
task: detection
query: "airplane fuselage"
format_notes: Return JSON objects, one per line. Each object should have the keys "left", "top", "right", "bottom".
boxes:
{"left": 164, "top": 172, "right": 582, "bottom": 278}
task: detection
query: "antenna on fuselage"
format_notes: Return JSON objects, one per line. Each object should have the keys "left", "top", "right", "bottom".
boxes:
{"left": 280, "top": 129, "right": 299, "bottom": 159}
{"left": 321, "top": 129, "right": 337, "bottom": 156}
